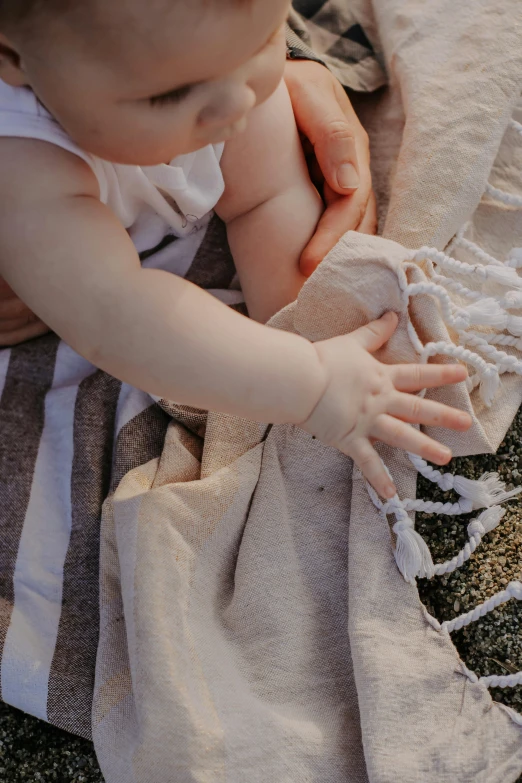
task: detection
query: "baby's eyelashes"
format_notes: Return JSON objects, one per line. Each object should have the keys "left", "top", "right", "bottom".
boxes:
{"left": 149, "top": 84, "right": 193, "bottom": 107}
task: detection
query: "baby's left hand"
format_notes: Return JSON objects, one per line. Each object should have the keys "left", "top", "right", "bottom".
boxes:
{"left": 284, "top": 60, "right": 377, "bottom": 277}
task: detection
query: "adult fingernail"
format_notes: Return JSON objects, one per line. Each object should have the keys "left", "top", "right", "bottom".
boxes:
{"left": 337, "top": 163, "right": 359, "bottom": 190}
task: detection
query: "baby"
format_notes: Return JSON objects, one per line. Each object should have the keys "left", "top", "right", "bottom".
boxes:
{"left": 0, "top": 0, "right": 471, "bottom": 498}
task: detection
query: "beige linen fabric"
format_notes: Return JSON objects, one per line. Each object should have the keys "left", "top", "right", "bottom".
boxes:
{"left": 94, "top": 1, "right": 522, "bottom": 781}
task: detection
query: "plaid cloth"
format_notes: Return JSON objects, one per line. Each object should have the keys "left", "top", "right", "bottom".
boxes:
{"left": 287, "top": 0, "right": 387, "bottom": 92}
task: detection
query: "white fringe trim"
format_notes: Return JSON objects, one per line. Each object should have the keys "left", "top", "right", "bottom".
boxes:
{"left": 441, "top": 581, "right": 522, "bottom": 633}
{"left": 432, "top": 508, "right": 505, "bottom": 576}
{"left": 365, "top": 130, "right": 522, "bottom": 729}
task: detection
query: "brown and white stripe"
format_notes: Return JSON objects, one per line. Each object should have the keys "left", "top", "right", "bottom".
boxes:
{"left": 0, "top": 219, "right": 242, "bottom": 739}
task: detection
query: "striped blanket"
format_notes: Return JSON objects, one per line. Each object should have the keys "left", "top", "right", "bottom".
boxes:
{"left": 0, "top": 218, "right": 240, "bottom": 739}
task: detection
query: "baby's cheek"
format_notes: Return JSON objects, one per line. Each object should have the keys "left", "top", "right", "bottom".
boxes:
{"left": 251, "top": 46, "right": 286, "bottom": 105}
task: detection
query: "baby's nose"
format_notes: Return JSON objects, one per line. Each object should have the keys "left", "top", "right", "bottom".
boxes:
{"left": 197, "top": 84, "right": 257, "bottom": 130}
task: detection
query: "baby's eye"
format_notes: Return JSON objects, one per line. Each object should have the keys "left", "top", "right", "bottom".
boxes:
{"left": 149, "top": 84, "right": 192, "bottom": 107}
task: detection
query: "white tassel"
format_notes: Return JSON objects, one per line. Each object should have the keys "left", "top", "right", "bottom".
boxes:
{"left": 393, "top": 515, "right": 435, "bottom": 583}
{"left": 507, "top": 315, "right": 522, "bottom": 336}
{"left": 478, "top": 364, "right": 500, "bottom": 406}
{"left": 502, "top": 290, "right": 522, "bottom": 308}
{"left": 479, "top": 365, "right": 500, "bottom": 405}
{"left": 463, "top": 299, "right": 507, "bottom": 329}
{"left": 467, "top": 506, "right": 505, "bottom": 537}
{"left": 366, "top": 467, "right": 435, "bottom": 583}
{"left": 507, "top": 248, "right": 522, "bottom": 268}
{"left": 433, "top": 507, "right": 506, "bottom": 577}
{"left": 485, "top": 264, "right": 522, "bottom": 289}
{"left": 454, "top": 472, "right": 522, "bottom": 509}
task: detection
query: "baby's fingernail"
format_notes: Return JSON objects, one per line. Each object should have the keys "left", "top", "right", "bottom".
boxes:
{"left": 337, "top": 163, "right": 360, "bottom": 190}
{"left": 384, "top": 484, "right": 396, "bottom": 498}
{"left": 438, "top": 446, "right": 452, "bottom": 460}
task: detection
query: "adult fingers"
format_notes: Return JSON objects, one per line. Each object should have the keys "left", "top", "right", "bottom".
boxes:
{"left": 285, "top": 62, "right": 375, "bottom": 275}
{"left": 356, "top": 191, "right": 378, "bottom": 235}
{"left": 372, "top": 414, "right": 453, "bottom": 465}
{"left": 285, "top": 61, "right": 363, "bottom": 193}
{"left": 387, "top": 392, "right": 472, "bottom": 431}
{"left": 300, "top": 186, "right": 377, "bottom": 275}
{"left": 390, "top": 362, "right": 468, "bottom": 392}
{"left": 351, "top": 312, "right": 398, "bottom": 352}
{"left": 300, "top": 179, "right": 376, "bottom": 275}
{"left": 347, "top": 438, "right": 396, "bottom": 499}
{"left": 300, "top": 194, "right": 357, "bottom": 276}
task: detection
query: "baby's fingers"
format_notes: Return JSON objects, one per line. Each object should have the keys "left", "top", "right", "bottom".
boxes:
{"left": 372, "top": 414, "right": 452, "bottom": 465}
{"left": 390, "top": 362, "right": 467, "bottom": 393}
{"left": 349, "top": 439, "right": 397, "bottom": 499}
{"left": 388, "top": 393, "right": 472, "bottom": 431}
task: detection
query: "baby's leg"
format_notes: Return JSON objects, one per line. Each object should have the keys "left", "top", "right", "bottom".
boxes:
{"left": 217, "top": 81, "right": 324, "bottom": 323}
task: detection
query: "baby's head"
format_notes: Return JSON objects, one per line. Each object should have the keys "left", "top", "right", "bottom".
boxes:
{"left": 0, "top": 0, "right": 289, "bottom": 164}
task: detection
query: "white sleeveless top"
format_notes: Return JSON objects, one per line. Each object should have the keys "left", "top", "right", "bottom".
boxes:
{"left": 0, "top": 81, "right": 225, "bottom": 253}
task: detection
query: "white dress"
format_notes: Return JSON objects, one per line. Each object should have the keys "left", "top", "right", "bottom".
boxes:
{"left": 0, "top": 80, "right": 226, "bottom": 256}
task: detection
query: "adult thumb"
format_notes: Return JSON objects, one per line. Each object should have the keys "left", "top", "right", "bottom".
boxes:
{"left": 288, "top": 72, "right": 361, "bottom": 195}
{"left": 352, "top": 312, "right": 398, "bottom": 352}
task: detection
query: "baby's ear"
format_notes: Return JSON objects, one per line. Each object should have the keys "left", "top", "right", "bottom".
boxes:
{"left": 0, "top": 34, "right": 28, "bottom": 87}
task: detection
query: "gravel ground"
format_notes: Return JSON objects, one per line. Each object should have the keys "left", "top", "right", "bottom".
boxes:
{"left": 1, "top": 412, "right": 521, "bottom": 782}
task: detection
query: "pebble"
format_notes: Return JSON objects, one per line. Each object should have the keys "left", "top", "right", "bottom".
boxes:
{"left": 417, "top": 404, "right": 522, "bottom": 730}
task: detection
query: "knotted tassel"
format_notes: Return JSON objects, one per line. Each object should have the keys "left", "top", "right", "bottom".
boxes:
{"left": 462, "top": 298, "right": 507, "bottom": 329}
{"left": 507, "top": 315, "right": 522, "bottom": 336}
{"left": 456, "top": 300, "right": 522, "bottom": 336}
{"left": 502, "top": 290, "right": 522, "bottom": 309}
{"left": 433, "top": 507, "right": 506, "bottom": 577}
{"left": 393, "top": 509, "right": 435, "bottom": 583}
{"left": 365, "top": 464, "right": 435, "bottom": 583}
{"left": 507, "top": 248, "right": 522, "bottom": 268}
{"left": 485, "top": 264, "right": 522, "bottom": 289}
{"left": 467, "top": 506, "right": 505, "bottom": 538}
{"left": 454, "top": 472, "right": 521, "bottom": 509}
{"left": 409, "top": 455, "right": 522, "bottom": 510}
{"left": 478, "top": 364, "right": 500, "bottom": 406}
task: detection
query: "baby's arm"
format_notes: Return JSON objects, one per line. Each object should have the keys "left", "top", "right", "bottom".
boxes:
{"left": 0, "top": 137, "right": 471, "bottom": 499}
{"left": 216, "top": 81, "right": 323, "bottom": 324}
{"left": 0, "top": 137, "right": 325, "bottom": 423}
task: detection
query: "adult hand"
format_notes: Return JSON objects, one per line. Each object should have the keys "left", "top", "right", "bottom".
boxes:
{"left": 285, "top": 59, "right": 377, "bottom": 277}
{"left": 0, "top": 278, "right": 49, "bottom": 347}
